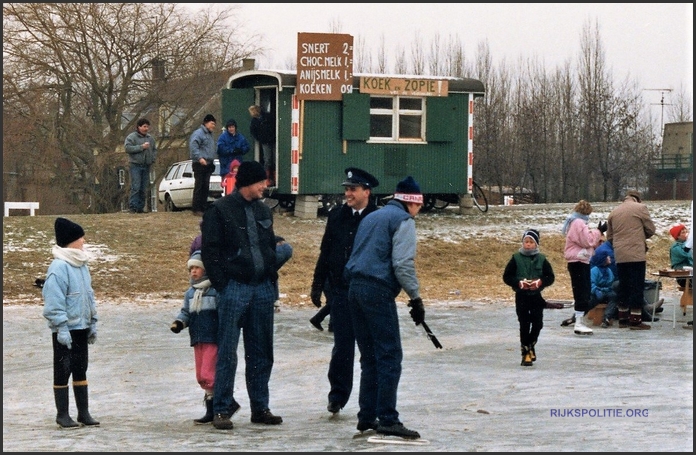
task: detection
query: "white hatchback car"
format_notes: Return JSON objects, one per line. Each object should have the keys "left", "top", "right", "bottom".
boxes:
{"left": 158, "top": 159, "right": 223, "bottom": 212}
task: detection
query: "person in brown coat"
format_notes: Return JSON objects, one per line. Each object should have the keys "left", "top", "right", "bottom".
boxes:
{"left": 606, "top": 190, "right": 656, "bottom": 330}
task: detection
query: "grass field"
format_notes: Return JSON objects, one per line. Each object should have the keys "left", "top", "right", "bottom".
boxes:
{"left": 3, "top": 200, "right": 689, "bottom": 308}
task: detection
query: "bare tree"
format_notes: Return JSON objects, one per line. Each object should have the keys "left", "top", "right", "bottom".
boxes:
{"left": 354, "top": 35, "right": 372, "bottom": 73}
{"left": 444, "top": 34, "right": 467, "bottom": 78}
{"left": 410, "top": 31, "right": 425, "bottom": 75}
{"left": 3, "top": 3, "right": 262, "bottom": 213}
{"left": 576, "top": 19, "right": 613, "bottom": 200}
{"left": 376, "top": 34, "right": 388, "bottom": 73}
{"left": 667, "top": 83, "right": 694, "bottom": 123}
{"left": 550, "top": 61, "right": 580, "bottom": 202}
{"left": 328, "top": 17, "right": 343, "bottom": 33}
{"left": 427, "top": 33, "right": 444, "bottom": 76}
{"left": 393, "top": 44, "right": 407, "bottom": 74}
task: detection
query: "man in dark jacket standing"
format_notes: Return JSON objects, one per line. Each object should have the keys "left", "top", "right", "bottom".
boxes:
{"left": 189, "top": 114, "right": 217, "bottom": 216}
{"left": 123, "top": 118, "right": 156, "bottom": 213}
{"left": 344, "top": 175, "right": 426, "bottom": 440}
{"left": 606, "top": 190, "right": 656, "bottom": 330}
{"left": 310, "top": 168, "right": 379, "bottom": 416}
{"left": 201, "top": 160, "right": 282, "bottom": 430}
{"left": 248, "top": 105, "right": 276, "bottom": 185}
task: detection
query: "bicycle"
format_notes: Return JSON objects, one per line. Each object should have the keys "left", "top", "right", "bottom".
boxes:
{"left": 471, "top": 181, "right": 489, "bottom": 213}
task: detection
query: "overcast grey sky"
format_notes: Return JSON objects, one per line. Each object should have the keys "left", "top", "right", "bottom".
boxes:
{"left": 200, "top": 3, "right": 692, "bottom": 113}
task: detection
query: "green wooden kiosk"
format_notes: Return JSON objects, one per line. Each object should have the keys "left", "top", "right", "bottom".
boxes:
{"left": 222, "top": 69, "right": 485, "bottom": 217}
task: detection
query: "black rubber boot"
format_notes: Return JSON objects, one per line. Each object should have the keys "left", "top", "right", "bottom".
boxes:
{"left": 54, "top": 387, "right": 79, "bottom": 429}
{"left": 74, "top": 383, "right": 100, "bottom": 426}
{"left": 194, "top": 393, "right": 214, "bottom": 425}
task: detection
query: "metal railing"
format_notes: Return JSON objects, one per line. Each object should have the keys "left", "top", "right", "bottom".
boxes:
{"left": 651, "top": 153, "right": 693, "bottom": 170}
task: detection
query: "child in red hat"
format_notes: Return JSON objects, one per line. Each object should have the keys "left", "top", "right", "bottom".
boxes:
{"left": 669, "top": 223, "right": 693, "bottom": 288}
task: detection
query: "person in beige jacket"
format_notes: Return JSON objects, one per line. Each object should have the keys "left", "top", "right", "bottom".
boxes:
{"left": 606, "top": 190, "right": 656, "bottom": 330}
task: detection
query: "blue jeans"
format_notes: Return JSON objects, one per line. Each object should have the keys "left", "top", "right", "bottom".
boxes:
{"left": 213, "top": 279, "right": 276, "bottom": 415}
{"left": 326, "top": 284, "right": 356, "bottom": 408}
{"left": 348, "top": 277, "right": 402, "bottom": 427}
{"left": 128, "top": 164, "right": 150, "bottom": 212}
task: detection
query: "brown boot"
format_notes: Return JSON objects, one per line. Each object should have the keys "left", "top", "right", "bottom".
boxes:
{"left": 618, "top": 307, "right": 630, "bottom": 328}
{"left": 520, "top": 346, "right": 533, "bottom": 366}
{"left": 629, "top": 309, "right": 651, "bottom": 330}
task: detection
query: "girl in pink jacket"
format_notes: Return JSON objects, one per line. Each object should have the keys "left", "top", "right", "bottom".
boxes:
{"left": 562, "top": 200, "right": 605, "bottom": 335}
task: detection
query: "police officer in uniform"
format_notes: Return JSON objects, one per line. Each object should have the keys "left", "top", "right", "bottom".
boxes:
{"left": 310, "top": 167, "right": 379, "bottom": 415}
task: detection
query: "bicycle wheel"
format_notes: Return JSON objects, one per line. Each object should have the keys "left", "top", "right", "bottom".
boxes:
{"left": 262, "top": 197, "right": 279, "bottom": 210}
{"left": 471, "top": 181, "right": 489, "bottom": 213}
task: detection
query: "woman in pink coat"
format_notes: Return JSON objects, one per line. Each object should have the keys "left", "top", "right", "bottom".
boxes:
{"left": 562, "top": 200, "right": 605, "bottom": 335}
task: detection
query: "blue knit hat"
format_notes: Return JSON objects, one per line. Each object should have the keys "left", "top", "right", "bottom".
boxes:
{"left": 522, "top": 229, "right": 540, "bottom": 246}
{"left": 188, "top": 250, "right": 204, "bottom": 270}
{"left": 394, "top": 176, "right": 423, "bottom": 204}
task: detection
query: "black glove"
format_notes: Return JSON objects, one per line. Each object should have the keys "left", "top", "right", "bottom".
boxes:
{"left": 310, "top": 282, "right": 323, "bottom": 308}
{"left": 597, "top": 221, "right": 607, "bottom": 234}
{"left": 408, "top": 298, "right": 425, "bottom": 326}
{"left": 685, "top": 247, "right": 691, "bottom": 253}
{"left": 170, "top": 320, "right": 184, "bottom": 334}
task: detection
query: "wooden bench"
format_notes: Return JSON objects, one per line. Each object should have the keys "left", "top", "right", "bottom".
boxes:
{"left": 586, "top": 303, "right": 608, "bottom": 326}
{"left": 4, "top": 201, "right": 40, "bottom": 217}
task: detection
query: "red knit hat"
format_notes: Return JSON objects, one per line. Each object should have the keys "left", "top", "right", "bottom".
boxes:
{"left": 669, "top": 223, "right": 686, "bottom": 240}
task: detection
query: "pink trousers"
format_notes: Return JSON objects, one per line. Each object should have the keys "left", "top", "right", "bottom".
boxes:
{"left": 193, "top": 342, "right": 218, "bottom": 392}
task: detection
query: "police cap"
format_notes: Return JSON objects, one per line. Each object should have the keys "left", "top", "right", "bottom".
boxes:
{"left": 341, "top": 167, "right": 379, "bottom": 189}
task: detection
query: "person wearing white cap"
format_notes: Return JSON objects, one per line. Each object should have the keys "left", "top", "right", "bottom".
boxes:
{"left": 170, "top": 250, "right": 225, "bottom": 425}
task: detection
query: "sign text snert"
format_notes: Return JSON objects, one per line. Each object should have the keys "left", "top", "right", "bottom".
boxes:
{"left": 296, "top": 32, "right": 353, "bottom": 101}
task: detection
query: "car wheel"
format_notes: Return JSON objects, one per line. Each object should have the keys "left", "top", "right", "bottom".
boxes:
{"left": 164, "top": 195, "right": 176, "bottom": 212}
